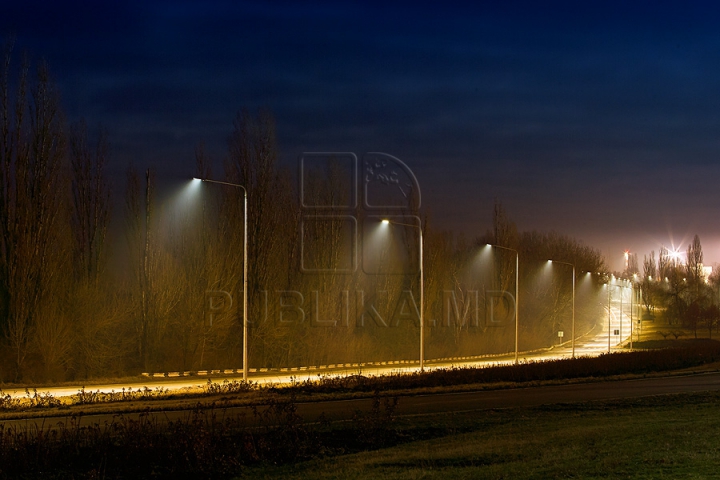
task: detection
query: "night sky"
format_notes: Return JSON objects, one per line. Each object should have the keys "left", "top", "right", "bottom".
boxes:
{"left": 5, "top": 1, "right": 720, "bottom": 271}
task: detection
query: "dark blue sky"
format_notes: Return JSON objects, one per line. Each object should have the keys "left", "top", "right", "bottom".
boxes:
{"left": 5, "top": 1, "right": 720, "bottom": 270}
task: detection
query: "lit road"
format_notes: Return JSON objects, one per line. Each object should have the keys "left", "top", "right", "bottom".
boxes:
{"left": 0, "top": 292, "right": 641, "bottom": 400}
{"left": 3, "top": 371, "right": 720, "bottom": 432}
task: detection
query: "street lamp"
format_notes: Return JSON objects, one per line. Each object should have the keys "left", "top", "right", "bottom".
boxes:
{"left": 381, "top": 218, "right": 424, "bottom": 371}
{"left": 194, "top": 178, "right": 249, "bottom": 381}
{"left": 549, "top": 260, "right": 575, "bottom": 358}
{"left": 605, "top": 280, "right": 630, "bottom": 353}
{"left": 620, "top": 279, "right": 632, "bottom": 348}
{"left": 488, "top": 244, "right": 519, "bottom": 364}
{"left": 607, "top": 282, "right": 611, "bottom": 352}
{"left": 608, "top": 279, "right": 632, "bottom": 351}
{"left": 631, "top": 274, "right": 637, "bottom": 349}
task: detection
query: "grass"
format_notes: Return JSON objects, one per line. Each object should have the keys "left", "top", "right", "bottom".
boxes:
{"left": 0, "top": 392, "right": 405, "bottom": 478}
{"left": 251, "top": 391, "right": 720, "bottom": 479}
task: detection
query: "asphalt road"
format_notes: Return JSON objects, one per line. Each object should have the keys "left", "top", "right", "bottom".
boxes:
{"left": 0, "top": 316, "right": 628, "bottom": 401}
{"left": 294, "top": 370, "right": 720, "bottom": 420}
{"left": 3, "top": 371, "right": 719, "bottom": 432}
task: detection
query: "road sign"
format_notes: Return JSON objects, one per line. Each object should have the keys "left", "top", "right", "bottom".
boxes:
{"left": 558, "top": 331, "right": 564, "bottom": 337}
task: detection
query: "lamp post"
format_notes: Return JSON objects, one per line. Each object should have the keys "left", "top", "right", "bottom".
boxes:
{"left": 381, "top": 218, "right": 424, "bottom": 371}
{"left": 195, "top": 178, "right": 249, "bottom": 382}
{"left": 622, "top": 280, "right": 632, "bottom": 348}
{"left": 606, "top": 280, "right": 630, "bottom": 352}
{"left": 488, "top": 244, "right": 519, "bottom": 364}
{"left": 608, "top": 281, "right": 611, "bottom": 353}
{"left": 549, "top": 260, "right": 575, "bottom": 358}
{"left": 630, "top": 274, "right": 639, "bottom": 348}
{"left": 629, "top": 276, "right": 635, "bottom": 349}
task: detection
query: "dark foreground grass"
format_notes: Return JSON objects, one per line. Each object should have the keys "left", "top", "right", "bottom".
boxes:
{"left": 4, "top": 389, "right": 720, "bottom": 478}
{"left": 252, "top": 391, "right": 720, "bottom": 479}
{"left": 2, "top": 342, "right": 720, "bottom": 478}
{"left": 0, "top": 394, "right": 406, "bottom": 479}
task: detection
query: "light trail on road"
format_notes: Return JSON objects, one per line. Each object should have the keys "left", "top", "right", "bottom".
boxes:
{"left": 1, "top": 317, "right": 635, "bottom": 401}
{"left": 3, "top": 370, "right": 720, "bottom": 433}
{"left": 0, "top": 290, "right": 644, "bottom": 401}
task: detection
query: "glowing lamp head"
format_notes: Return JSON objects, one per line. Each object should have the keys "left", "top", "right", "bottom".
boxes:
{"left": 381, "top": 219, "right": 390, "bottom": 225}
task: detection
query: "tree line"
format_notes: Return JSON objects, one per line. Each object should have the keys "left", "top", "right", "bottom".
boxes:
{"left": 0, "top": 48, "right": 608, "bottom": 382}
{"left": 640, "top": 236, "right": 720, "bottom": 338}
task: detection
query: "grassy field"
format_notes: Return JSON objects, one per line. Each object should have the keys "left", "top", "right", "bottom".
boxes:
{"left": 250, "top": 391, "right": 720, "bottom": 479}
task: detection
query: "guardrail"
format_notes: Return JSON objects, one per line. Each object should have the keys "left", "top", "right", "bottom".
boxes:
{"left": 141, "top": 323, "right": 606, "bottom": 379}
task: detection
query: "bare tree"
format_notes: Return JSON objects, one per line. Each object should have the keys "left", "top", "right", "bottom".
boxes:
{"left": 641, "top": 252, "right": 657, "bottom": 317}
{"left": 491, "top": 201, "right": 518, "bottom": 300}
{"left": 658, "top": 246, "right": 670, "bottom": 279}
{"left": 65, "top": 120, "right": 116, "bottom": 377}
{"left": 0, "top": 47, "right": 67, "bottom": 380}
{"left": 125, "top": 166, "right": 158, "bottom": 370}
{"left": 222, "top": 108, "right": 298, "bottom": 368}
{"left": 70, "top": 120, "right": 110, "bottom": 283}
{"left": 686, "top": 235, "right": 704, "bottom": 298}
{"left": 626, "top": 253, "right": 639, "bottom": 276}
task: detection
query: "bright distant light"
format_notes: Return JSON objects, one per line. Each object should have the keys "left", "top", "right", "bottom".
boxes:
{"left": 668, "top": 247, "right": 686, "bottom": 265}
{"left": 381, "top": 219, "right": 390, "bottom": 225}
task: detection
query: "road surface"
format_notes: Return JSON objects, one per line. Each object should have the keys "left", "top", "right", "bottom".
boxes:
{"left": 2, "top": 370, "right": 719, "bottom": 432}
{"left": 0, "top": 292, "right": 637, "bottom": 400}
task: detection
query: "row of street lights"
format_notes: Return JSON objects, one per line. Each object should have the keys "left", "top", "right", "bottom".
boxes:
{"left": 605, "top": 277, "right": 635, "bottom": 352}
{"left": 191, "top": 178, "right": 631, "bottom": 377}
{"left": 382, "top": 218, "right": 523, "bottom": 370}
